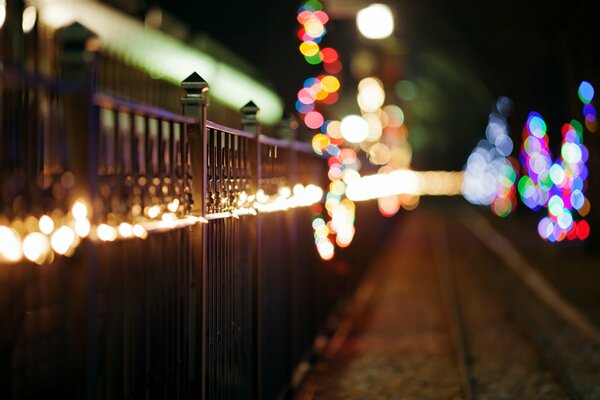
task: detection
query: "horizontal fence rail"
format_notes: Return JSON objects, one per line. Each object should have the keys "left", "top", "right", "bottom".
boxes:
{"left": 1, "top": 13, "right": 389, "bottom": 400}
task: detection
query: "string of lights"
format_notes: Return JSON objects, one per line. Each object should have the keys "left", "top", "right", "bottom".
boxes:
{"left": 463, "top": 82, "right": 595, "bottom": 242}
{"left": 462, "top": 97, "right": 518, "bottom": 217}
{"left": 297, "top": 1, "right": 417, "bottom": 260}
{"left": 296, "top": 0, "right": 352, "bottom": 260}
{"left": 0, "top": 184, "right": 323, "bottom": 265}
{"left": 518, "top": 81, "right": 594, "bottom": 242}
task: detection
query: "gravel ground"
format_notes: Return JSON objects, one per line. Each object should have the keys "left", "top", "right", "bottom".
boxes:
{"left": 447, "top": 218, "right": 568, "bottom": 399}
{"left": 296, "top": 204, "right": 580, "bottom": 399}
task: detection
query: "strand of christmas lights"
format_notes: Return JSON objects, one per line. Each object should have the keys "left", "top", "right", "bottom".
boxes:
{"left": 517, "top": 81, "right": 594, "bottom": 242}
{"left": 0, "top": 183, "right": 323, "bottom": 265}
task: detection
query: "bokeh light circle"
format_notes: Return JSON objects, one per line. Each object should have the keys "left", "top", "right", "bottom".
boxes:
{"left": 578, "top": 81, "right": 594, "bottom": 104}
{"left": 340, "top": 115, "right": 368, "bottom": 143}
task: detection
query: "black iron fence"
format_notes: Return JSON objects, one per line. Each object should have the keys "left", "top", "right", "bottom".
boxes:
{"left": 1, "top": 14, "right": 388, "bottom": 400}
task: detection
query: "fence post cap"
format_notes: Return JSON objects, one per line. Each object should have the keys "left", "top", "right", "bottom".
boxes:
{"left": 181, "top": 72, "right": 209, "bottom": 92}
{"left": 56, "top": 22, "right": 97, "bottom": 48}
{"left": 241, "top": 101, "right": 260, "bottom": 135}
{"left": 241, "top": 100, "right": 259, "bottom": 114}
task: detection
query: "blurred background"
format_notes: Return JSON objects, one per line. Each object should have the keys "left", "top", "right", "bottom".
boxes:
{"left": 142, "top": 0, "right": 600, "bottom": 169}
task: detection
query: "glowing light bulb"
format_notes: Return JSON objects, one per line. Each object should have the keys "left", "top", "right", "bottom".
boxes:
{"left": 279, "top": 187, "right": 292, "bottom": 199}
{"left": 293, "top": 184, "right": 305, "bottom": 196}
{"left": 75, "top": 218, "right": 91, "bottom": 238}
{"left": 305, "top": 185, "right": 324, "bottom": 203}
{"left": 320, "top": 75, "right": 340, "bottom": 93}
{"left": 96, "top": 224, "right": 117, "bottom": 242}
{"left": 377, "top": 195, "right": 401, "bottom": 217}
{"left": 147, "top": 205, "right": 161, "bottom": 219}
{"left": 51, "top": 226, "right": 75, "bottom": 255}
{"left": 304, "top": 18, "right": 325, "bottom": 38}
{"left": 39, "top": 215, "right": 55, "bottom": 235}
{"left": 356, "top": 4, "right": 394, "bottom": 40}
{"left": 256, "top": 190, "right": 269, "bottom": 204}
{"left": 118, "top": 223, "right": 133, "bottom": 238}
{"left": 357, "top": 78, "right": 385, "bottom": 112}
{"left": 0, "top": 226, "right": 23, "bottom": 262}
{"left": 71, "top": 200, "right": 88, "bottom": 220}
{"left": 364, "top": 113, "right": 383, "bottom": 141}
{"left": 23, "top": 232, "right": 50, "bottom": 264}
{"left": 578, "top": 81, "right": 594, "bottom": 104}
{"left": 132, "top": 224, "right": 148, "bottom": 239}
{"left": 167, "top": 199, "right": 180, "bottom": 212}
{"left": 340, "top": 115, "right": 368, "bottom": 143}
{"left": 316, "top": 240, "right": 335, "bottom": 260}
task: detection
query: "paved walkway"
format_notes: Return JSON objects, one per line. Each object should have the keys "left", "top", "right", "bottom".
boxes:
{"left": 296, "top": 205, "right": 574, "bottom": 399}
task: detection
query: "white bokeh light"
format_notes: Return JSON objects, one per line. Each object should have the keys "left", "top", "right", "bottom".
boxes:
{"left": 356, "top": 4, "right": 394, "bottom": 40}
{"left": 22, "top": 6, "right": 37, "bottom": 33}
{"left": 357, "top": 79, "right": 385, "bottom": 113}
{"left": 340, "top": 115, "right": 369, "bottom": 143}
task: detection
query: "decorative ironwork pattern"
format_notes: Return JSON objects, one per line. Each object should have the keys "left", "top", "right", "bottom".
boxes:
{"left": 205, "top": 122, "right": 254, "bottom": 215}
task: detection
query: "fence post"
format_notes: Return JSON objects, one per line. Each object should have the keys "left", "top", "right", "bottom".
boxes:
{"left": 56, "top": 22, "right": 99, "bottom": 211}
{"left": 180, "top": 72, "right": 209, "bottom": 399}
{"left": 241, "top": 101, "right": 261, "bottom": 193}
{"left": 181, "top": 72, "right": 209, "bottom": 216}
{"left": 56, "top": 22, "right": 99, "bottom": 400}
{"left": 240, "top": 100, "right": 262, "bottom": 398}
{"left": 278, "top": 114, "right": 303, "bottom": 384}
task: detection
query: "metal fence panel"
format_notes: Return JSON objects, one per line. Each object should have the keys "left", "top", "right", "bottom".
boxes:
{"left": 0, "top": 17, "right": 392, "bottom": 400}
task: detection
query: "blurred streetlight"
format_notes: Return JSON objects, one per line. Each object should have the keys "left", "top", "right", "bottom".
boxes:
{"left": 356, "top": 3, "right": 394, "bottom": 40}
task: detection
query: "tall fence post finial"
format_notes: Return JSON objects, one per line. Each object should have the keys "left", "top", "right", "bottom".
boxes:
{"left": 241, "top": 101, "right": 261, "bottom": 194}
{"left": 56, "top": 22, "right": 99, "bottom": 213}
{"left": 241, "top": 100, "right": 260, "bottom": 135}
{"left": 181, "top": 72, "right": 209, "bottom": 215}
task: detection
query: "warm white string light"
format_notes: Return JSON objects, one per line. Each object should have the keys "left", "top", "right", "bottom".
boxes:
{"left": 0, "top": 182, "right": 324, "bottom": 265}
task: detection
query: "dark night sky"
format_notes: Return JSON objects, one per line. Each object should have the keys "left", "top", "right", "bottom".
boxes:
{"left": 159, "top": 0, "right": 313, "bottom": 113}
{"left": 157, "top": 0, "right": 600, "bottom": 170}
